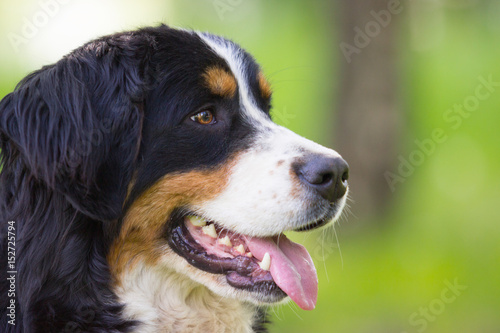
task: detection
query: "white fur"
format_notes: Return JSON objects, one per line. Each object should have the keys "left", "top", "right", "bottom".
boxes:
{"left": 117, "top": 259, "right": 258, "bottom": 333}
{"left": 196, "top": 126, "right": 343, "bottom": 237}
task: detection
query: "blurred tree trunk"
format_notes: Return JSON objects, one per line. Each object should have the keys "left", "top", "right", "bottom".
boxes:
{"left": 334, "top": 0, "right": 401, "bottom": 221}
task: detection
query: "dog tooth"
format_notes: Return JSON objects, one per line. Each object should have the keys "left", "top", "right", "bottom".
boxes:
{"left": 202, "top": 224, "right": 217, "bottom": 238}
{"left": 235, "top": 244, "right": 245, "bottom": 255}
{"left": 258, "top": 252, "right": 271, "bottom": 271}
{"left": 245, "top": 252, "right": 253, "bottom": 258}
{"left": 187, "top": 215, "right": 207, "bottom": 227}
{"left": 218, "top": 236, "right": 232, "bottom": 247}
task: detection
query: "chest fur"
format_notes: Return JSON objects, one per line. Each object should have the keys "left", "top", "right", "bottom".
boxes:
{"left": 115, "top": 265, "right": 259, "bottom": 333}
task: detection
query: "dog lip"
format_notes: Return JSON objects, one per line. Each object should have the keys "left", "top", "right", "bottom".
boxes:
{"left": 293, "top": 205, "right": 337, "bottom": 232}
{"left": 166, "top": 212, "right": 287, "bottom": 299}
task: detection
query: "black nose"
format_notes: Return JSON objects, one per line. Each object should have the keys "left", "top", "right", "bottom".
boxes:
{"left": 293, "top": 155, "right": 349, "bottom": 202}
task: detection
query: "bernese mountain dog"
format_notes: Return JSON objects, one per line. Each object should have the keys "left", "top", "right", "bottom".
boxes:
{"left": 0, "top": 25, "right": 349, "bottom": 332}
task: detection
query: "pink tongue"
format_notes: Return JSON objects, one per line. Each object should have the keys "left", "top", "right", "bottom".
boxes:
{"left": 245, "top": 234, "right": 318, "bottom": 310}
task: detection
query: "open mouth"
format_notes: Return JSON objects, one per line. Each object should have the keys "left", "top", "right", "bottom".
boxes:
{"left": 167, "top": 212, "right": 325, "bottom": 310}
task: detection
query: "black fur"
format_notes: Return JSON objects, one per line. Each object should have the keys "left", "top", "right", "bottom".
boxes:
{"left": 0, "top": 25, "right": 271, "bottom": 332}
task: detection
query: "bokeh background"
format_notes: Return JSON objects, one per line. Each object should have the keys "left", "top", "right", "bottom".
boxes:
{"left": 1, "top": 1, "right": 499, "bottom": 332}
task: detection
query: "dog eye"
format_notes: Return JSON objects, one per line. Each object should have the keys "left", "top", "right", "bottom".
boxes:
{"left": 190, "top": 110, "right": 216, "bottom": 125}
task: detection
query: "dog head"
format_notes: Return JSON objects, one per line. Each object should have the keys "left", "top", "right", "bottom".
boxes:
{"left": 0, "top": 25, "right": 348, "bottom": 314}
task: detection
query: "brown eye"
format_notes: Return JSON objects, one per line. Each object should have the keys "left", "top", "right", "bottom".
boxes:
{"left": 190, "top": 110, "right": 215, "bottom": 125}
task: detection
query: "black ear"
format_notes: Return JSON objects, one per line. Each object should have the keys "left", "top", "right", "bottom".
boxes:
{"left": 0, "top": 33, "right": 152, "bottom": 221}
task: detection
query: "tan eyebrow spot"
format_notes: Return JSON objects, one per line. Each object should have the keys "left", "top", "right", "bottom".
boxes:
{"left": 202, "top": 66, "right": 237, "bottom": 98}
{"left": 257, "top": 71, "right": 272, "bottom": 100}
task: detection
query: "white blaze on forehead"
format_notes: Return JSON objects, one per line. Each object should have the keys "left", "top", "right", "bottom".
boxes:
{"left": 196, "top": 32, "right": 341, "bottom": 158}
{"left": 196, "top": 32, "right": 271, "bottom": 127}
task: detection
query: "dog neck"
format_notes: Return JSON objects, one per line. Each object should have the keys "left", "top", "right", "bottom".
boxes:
{"left": 115, "top": 264, "right": 259, "bottom": 333}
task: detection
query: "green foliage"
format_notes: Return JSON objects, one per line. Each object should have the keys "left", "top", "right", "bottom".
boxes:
{"left": 272, "top": 5, "right": 500, "bottom": 333}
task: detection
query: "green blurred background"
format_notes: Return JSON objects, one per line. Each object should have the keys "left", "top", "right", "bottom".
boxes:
{"left": 1, "top": 1, "right": 499, "bottom": 332}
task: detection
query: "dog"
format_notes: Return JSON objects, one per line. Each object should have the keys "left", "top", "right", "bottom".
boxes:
{"left": 0, "top": 24, "right": 349, "bottom": 332}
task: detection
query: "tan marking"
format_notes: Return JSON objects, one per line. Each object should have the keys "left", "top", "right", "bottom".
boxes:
{"left": 202, "top": 67, "right": 237, "bottom": 98}
{"left": 108, "top": 162, "right": 235, "bottom": 286}
{"left": 257, "top": 71, "right": 272, "bottom": 100}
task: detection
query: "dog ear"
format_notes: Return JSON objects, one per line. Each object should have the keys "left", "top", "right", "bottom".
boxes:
{"left": 0, "top": 35, "right": 152, "bottom": 221}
